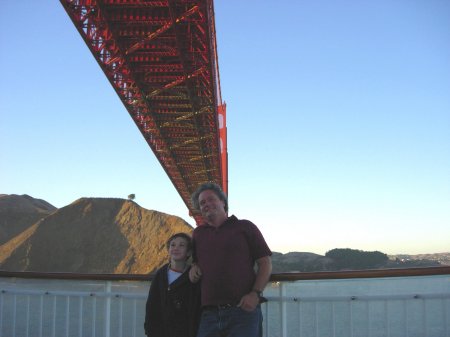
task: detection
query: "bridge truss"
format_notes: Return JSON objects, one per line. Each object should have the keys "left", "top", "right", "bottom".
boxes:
{"left": 60, "top": 0, "right": 227, "bottom": 223}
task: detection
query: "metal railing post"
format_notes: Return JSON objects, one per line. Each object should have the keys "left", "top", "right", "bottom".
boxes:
{"left": 105, "top": 281, "right": 111, "bottom": 337}
{"left": 279, "top": 282, "right": 287, "bottom": 337}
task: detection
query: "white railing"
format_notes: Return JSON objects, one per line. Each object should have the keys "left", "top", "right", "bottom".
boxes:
{"left": 263, "top": 272, "right": 450, "bottom": 337}
{"left": 0, "top": 276, "right": 147, "bottom": 337}
{"left": 0, "top": 267, "right": 449, "bottom": 337}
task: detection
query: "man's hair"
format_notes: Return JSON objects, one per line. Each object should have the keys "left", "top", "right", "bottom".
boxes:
{"left": 166, "top": 232, "right": 192, "bottom": 250}
{"left": 191, "top": 182, "right": 228, "bottom": 212}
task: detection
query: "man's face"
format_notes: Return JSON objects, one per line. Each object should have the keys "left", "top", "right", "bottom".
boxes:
{"left": 198, "top": 189, "right": 226, "bottom": 220}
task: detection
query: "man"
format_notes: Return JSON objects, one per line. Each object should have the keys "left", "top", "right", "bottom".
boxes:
{"left": 189, "top": 182, "right": 272, "bottom": 337}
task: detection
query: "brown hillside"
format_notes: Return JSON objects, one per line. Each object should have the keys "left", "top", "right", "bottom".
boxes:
{"left": 271, "top": 251, "right": 333, "bottom": 273}
{"left": 0, "top": 197, "right": 193, "bottom": 274}
{"left": 0, "top": 222, "right": 39, "bottom": 265}
{"left": 0, "top": 194, "right": 57, "bottom": 245}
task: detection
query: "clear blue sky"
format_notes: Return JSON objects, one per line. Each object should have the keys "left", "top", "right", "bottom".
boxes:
{"left": 1, "top": 1, "right": 449, "bottom": 255}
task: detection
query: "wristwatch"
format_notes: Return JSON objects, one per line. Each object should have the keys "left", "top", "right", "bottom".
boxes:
{"left": 252, "top": 289, "right": 263, "bottom": 297}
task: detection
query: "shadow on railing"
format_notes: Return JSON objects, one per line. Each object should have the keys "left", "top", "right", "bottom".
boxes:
{"left": 1, "top": 266, "right": 449, "bottom": 337}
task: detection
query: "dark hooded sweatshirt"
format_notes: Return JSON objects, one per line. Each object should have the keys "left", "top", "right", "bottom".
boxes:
{"left": 144, "top": 264, "right": 201, "bottom": 337}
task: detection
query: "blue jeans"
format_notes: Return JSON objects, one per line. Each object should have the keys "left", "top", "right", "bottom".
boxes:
{"left": 196, "top": 305, "right": 262, "bottom": 337}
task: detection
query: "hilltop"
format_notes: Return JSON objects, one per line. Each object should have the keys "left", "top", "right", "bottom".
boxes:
{"left": 0, "top": 195, "right": 193, "bottom": 274}
{"left": 0, "top": 194, "right": 56, "bottom": 245}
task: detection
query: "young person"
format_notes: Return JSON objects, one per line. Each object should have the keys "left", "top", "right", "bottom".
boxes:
{"left": 144, "top": 232, "right": 201, "bottom": 337}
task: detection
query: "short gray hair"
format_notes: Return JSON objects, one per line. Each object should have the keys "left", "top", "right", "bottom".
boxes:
{"left": 191, "top": 182, "right": 228, "bottom": 212}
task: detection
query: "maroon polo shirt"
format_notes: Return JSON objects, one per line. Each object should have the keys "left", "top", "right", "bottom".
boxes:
{"left": 192, "top": 215, "right": 272, "bottom": 306}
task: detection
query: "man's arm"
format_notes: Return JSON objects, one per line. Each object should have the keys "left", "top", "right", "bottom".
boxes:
{"left": 189, "top": 233, "right": 202, "bottom": 283}
{"left": 253, "top": 255, "right": 272, "bottom": 292}
{"left": 238, "top": 255, "right": 272, "bottom": 311}
{"left": 189, "top": 263, "right": 202, "bottom": 283}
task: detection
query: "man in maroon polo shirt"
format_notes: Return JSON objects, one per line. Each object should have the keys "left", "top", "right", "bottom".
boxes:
{"left": 189, "top": 182, "right": 272, "bottom": 337}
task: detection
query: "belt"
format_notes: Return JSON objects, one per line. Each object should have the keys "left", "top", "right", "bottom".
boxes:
{"left": 202, "top": 303, "right": 237, "bottom": 311}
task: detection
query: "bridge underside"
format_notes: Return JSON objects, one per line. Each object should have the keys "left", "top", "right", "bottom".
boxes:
{"left": 61, "top": 0, "right": 227, "bottom": 223}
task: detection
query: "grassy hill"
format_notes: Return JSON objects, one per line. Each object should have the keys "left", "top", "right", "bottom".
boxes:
{"left": 0, "top": 196, "right": 193, "bottom": 274}
{"left": 0, "top": 194, "right": 56, "bottom": 245}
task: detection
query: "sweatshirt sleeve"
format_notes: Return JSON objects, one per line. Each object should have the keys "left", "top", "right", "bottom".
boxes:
{"left": 144, "top": 268, "right": 164, "bottom": 336}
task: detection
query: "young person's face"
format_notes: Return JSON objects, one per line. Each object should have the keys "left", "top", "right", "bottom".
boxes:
{"left": 168, "top": 236, "right": 190, "bottom": 262}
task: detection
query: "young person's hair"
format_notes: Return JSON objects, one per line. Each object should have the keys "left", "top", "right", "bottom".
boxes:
{"left": 191, "top": 182, "right": 228, "bottom": 212}
{"left": 166, "top": 232, "right": 192, "bottom": 250}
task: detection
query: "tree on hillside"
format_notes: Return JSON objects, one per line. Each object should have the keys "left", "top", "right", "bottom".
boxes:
{"left": 128, "top": 194, "right": 135, "bottom": 201}
{"left": 325, "top": 248, "right": 388, "bottom": 270}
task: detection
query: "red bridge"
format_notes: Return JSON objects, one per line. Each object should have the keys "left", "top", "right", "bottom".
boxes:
{"left": 60, "top": 0, "right": 227, "bottom": 224}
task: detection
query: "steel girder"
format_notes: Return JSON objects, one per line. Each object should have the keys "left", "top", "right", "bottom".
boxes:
{"left": 60, "top": 0, "right": 227, "bottom": 224}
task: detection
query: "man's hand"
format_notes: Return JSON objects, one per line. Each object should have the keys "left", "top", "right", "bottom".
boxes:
{"left": 189, "top": 264, "right": 202, "bottom": 283}
{"left": 238, "top": 291, "right": 259, "bottom": 312}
